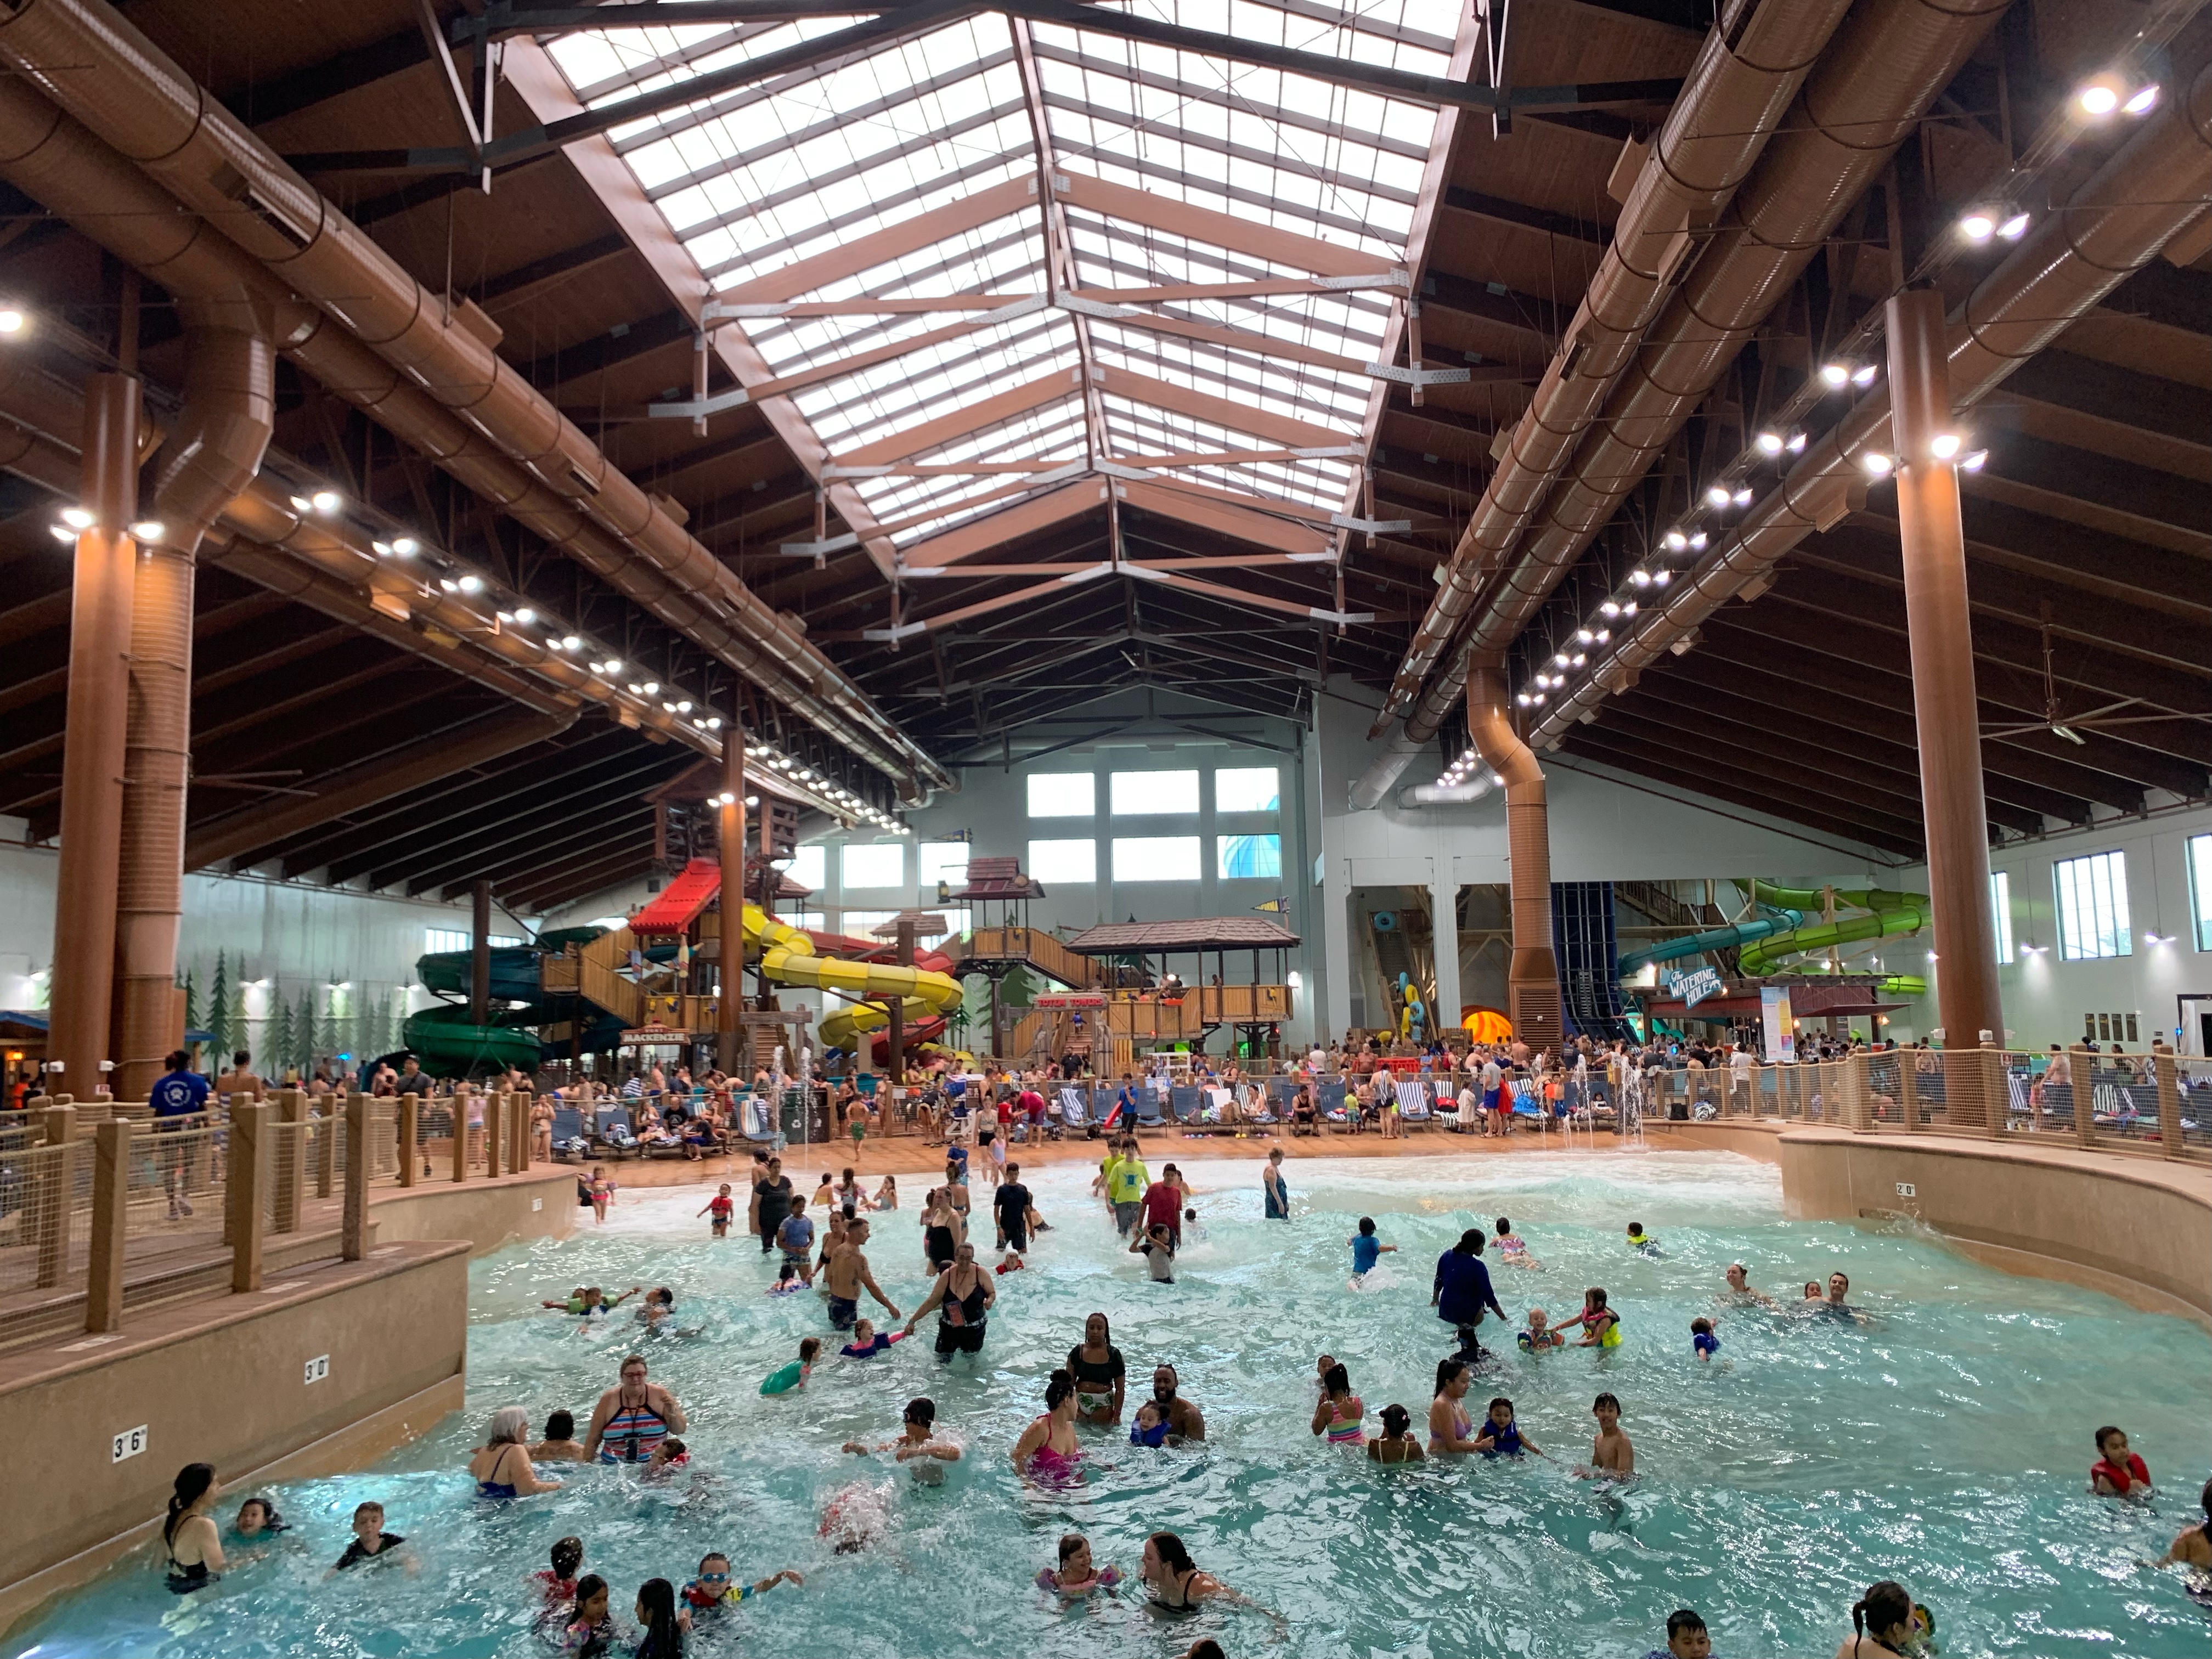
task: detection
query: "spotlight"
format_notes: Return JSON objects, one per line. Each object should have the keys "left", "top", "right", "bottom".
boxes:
{"left": 1997, "top": 212, "right": 2030, "bottom": 240}
{"left": 1599, "top": 601, "right": 1621, "bottom": 617}
{"left": 1820, "top": 363, "right": 1849, "bottom": 387}
{"left": 130, "top": 520, "right": 164, "bottom": 541}
{"left": 1576, "top": 628, "right": 1594, "bottom": 643}
{"left": 1630, "top": 568, "right": 1652, "bottom": 587}
{"left": 1860, "top": 451, "right": 1894, "bottom": 477}
{"left": 675, "top": 699, "right": 692, "bottom": 713}
{"left": 1786, "top": 432, "right": 1807, "bottom": 453}
{"left": 706, "top": 716, "right": 721, "bottom": 729}
{"left": 1755, "top": 432, "right": 1784, "bottom": 455}
{"left": 1594, "top": 629, "right": 1609, "bottom": 642}
{"left": 561, "top": 634, "right": 581, "bottom": 650}
{"left": 2075, "top": 76, "right": 2121, "bottom": 116}
{"left": 1706, "top": 485, "right": 1731, "bottom": 507}
{"left": 603, "top": 659, "right": 622, "bottom": 674}
{"left": 373, "top": 540, "right": 392, "bottom": 556}
{"left": 642, "top": 681, "right": 660, "bottom": 695}
{"left": 1553, "top": 652, "right": 1571, "bottom": 667}
{"left": 48, "top": 523, "right": 74, "bottom": 543}
{"left": 390, "top": 537, "right": 419, "bottom": 556}
{"left": 1516, "top": 693, "right": 1532, "bottom": 707}
{"left": 458, "top": 573, "right": 483, "bottom": 592}
{"left": 514, "top": 606, "right": 535, "bottom": 623}
{"left": 1663, "top": 530, "right": 1688, "bottom": 552}
{"left": 1570, "top": 652, "right": 1585, "bottom": 667}
{"left": 0, "top": 308, "right": 23, "bottom": 335}
{"left": 1960, "top": 449, "right": 1988, "bottom": 472}
{"left": 1959, "top": 210, "right": 1997, "bottom": 242}
{"left": 2124, "top": 84, "right": 2159, "bottom": 115}
{"left": 1689, "top": 532, "right": 1708, "bottom": 550}
{"left": 1653, "top": 569, "right": 1672, "bottom": 586}
{"left": 439, "top": 578, "right": 459, "bottom": 592}
{"left": 309, "top": 489, "right": 342, "bottom": 514}
{"left": 1929, "top": 433, "right": 1961, "bottom": 461}
{"left": 60, "top": 506, "right": 93, "bottom": 530}
{"left": 1622, "top": 601, "right": 1637, "bottom": 616}
{"left": 1852, "top": 364, "right": 1877, "bottom": 387}
{"left": 1732, "top": 488, "right": 1752, "bottom": 506}
{"left": 1532, "top": 692, "right": 1546, "bottom": 706}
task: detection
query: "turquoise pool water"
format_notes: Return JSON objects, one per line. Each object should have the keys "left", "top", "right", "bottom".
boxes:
{"left": 9, "top": 1152, "right": 2209, "bottom": 1658}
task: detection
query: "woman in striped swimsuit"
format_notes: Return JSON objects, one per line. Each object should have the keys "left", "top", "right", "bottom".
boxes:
{"left": 583, "top": 1355, "right": 687, "bottom": 1464}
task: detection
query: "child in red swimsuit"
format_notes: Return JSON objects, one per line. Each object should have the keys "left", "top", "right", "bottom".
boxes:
{"left": 2090, "top": 1425, "right": 2152, "bottom": 1497}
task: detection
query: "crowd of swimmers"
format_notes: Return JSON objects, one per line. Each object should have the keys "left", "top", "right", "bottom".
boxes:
{"left": 144, "top": 1139, "right": 2212, "bottom": 1656}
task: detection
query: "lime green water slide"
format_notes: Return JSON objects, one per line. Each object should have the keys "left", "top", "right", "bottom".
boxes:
{"left": 1735, "top": 881, "right": 1930, "bottom": 996}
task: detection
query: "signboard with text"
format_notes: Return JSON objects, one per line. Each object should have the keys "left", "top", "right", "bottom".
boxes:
{"left": 1760, "top": 985, "right": 1796, "bottom": 1062}
{"left": 1665, "top": 965, "right": 1725, "bottom": 1010}
{"left": 1034, "top": 992, "right": 1107, "bottom": 1009}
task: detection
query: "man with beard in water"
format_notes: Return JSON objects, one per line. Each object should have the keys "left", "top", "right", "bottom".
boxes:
{"left": 1133, "top": 1363, "right": 1205, "bottom": 1446}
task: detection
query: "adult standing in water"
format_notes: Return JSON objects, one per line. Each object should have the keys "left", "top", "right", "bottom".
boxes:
{"left": 1262, "top": 1147, "right": 1291, "bottom": 1220}
{"left": 823, "top": 1216, "right": 901, "bottom": 1333}
{"left": 905, "top": 1240, "right": 995, "bottom": 1363}
{"left": 1146, "top": 1364, "right": 1206, "bottom": 1443}
{"left": 1067, "top": 1312, "right": 1127, "bottom": 1426}
{"left": 161, "top": 1464, "right": 225, "bottom": 1593}
{"left": 1723, "top": 1262, "right": 1776, "bottom": 1307}
{"left": 1431, "top": 1227, "right": 1507, "bottom": 1357}
{"left": 583, "top": 1354, "right": 687, "bottom": 1464}
{"left": 921, "top": 1187, "right": 961, "bottom": 1273}
{"left": 1011, "top": 1370, "right": 1084, "bottom": 1485}
{"left": 754, "top": 1156, "right": 794, "bottom": 1256}
{"left": 1427, "top": 1357, "right": 1481, "bottom": 1454}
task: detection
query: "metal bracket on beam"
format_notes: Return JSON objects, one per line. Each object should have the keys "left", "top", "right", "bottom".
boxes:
{"left": 647, "top": 385, "right": 752, "bottom": 419}
{"left": 780, "top": 531, "right": 859, "bottom": 557}
{"left": 1056, "top": 291, "right": 1141, "bottom": 320}
{"left": 1308, "top": 607, "right": 1378, "bottom": 624}
{"left": 703, "top": 300, "right": 789, "bottom": 321}
{"left": 862, "top": 620, "right": 930, "bottom": 643}
{"left": 1365, "top": 363, "right": 1471, "bottom": 386}
{"left": 1330, "top": 513, "right": 1413, "bottom": 533}
{"left": 1320, "top": 269, "right": 1411, "bottom": 291}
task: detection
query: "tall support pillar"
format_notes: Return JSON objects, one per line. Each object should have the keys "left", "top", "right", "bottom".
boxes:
{"left": 469, "top": 879, "right": 492, "bottom": 1030}
{"left": 717, "top": 703, "right": 747, "bottom": 1076}
{"left": 47, "top": 373, "right": 142, "bottom": 1101}
{"left": 1887, "top": 288, "right": 2003, "bottom": 1065}
{"left": 888, "top": 915, "right": 916, "bottom": 1085}
{"left": 1429, "top": 861, "right": 1459, "bottom": 1049}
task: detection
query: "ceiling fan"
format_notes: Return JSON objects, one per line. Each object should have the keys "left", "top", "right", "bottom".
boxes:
{"left": 1980, "top": 613, "right": 2211, "bottom": 746}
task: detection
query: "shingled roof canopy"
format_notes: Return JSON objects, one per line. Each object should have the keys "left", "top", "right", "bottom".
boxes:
{"left": 1064, "top": 919, "right": 1301, "bottom": 954}
{"left": 949, "top": 856, "right": 1045, "bottom": 901}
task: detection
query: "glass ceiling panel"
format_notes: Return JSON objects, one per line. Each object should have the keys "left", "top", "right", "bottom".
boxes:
{"left": 545, "top": 0, "right": 1464, "bottom": 551}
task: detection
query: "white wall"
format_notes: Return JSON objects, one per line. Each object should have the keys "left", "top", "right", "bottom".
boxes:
{"left": 1308, "top": 682, "right": 1910, "bottom": 1035}
{"left": 1883, "top": 803, "right": 2212, "bottom": 1053}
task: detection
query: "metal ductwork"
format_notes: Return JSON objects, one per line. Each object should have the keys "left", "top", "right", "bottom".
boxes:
{"left": 1383, "top": 0, "right": 1852, "bottom": 723}
{"left": 1396, "top": 778, "right": 1497, "bottom": 809}
{"left": 1347, "top": 725, "right": 1430, "bottom": 810}
{"left": 1389, "top": 0, "right": 2011, "bottom": 748}
{"left": 112, "top": 305, "right": 278, "bottom": 1097}
{"left": 1466, "top": 653, "right": 1560, "bottom": 1048}
{"left": 0, "top": 4, "right": 951, "bottom": 801}
{"left": 1531, "top": 59, "right": 2212, "bottom": 752}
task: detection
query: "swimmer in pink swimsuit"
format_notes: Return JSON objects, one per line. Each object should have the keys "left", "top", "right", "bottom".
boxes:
{"left": 1011, "top": 1369, "right": 1085, "bottom": 1486}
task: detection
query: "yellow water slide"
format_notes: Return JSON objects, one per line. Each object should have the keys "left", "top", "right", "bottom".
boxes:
{"left": 738, "top": 904, "right": 963, "bottom": 1049}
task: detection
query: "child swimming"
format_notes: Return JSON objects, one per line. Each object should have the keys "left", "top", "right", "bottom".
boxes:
{"left": 840, "top": 1318, "right": 906, "bottom": 1358}
{"left": 681, "top": 1550, "right": 802, "bottom": 1611}
{"left": 1130, "top": 1400, "right": 1172, "bottom": 1448}
{"left": 1587, "top": 1392, "right": 1634, "bottom": 1478}
{"left": 1472, "top": 1396, "right": 1542, "bottom": 1458}
{"left": 642, "top": 1436, "right": 690, "bottom": 1477}
{"left": 1562, "top": 1287, "right": 1622, "bottom": 1347}
{"left": 1037, "top": 1532, "right": 1122, "bottom": 1596}
{"left": 533, "top": 1536, "right": 584, "bottom": 1604}
{"left": 232, "top": 1497, "right": 286, "bottom": 1540}
{"left": 1494, "top": 1217, "right": 1538, "bottom": 1268}
{"left": 561, "top": 1575, "right": 615, "bottom": 1656}
{"left": 766, "top": 1261, "right": 805, "bottom": 1296}
{"left": 2090, "top": 1425, "right": 2153, "bottom": 1497}
{"left": 1518, "top": 1308, "right": 1564, "bottom": 1352}
{"left": 331, "top": 1501, "right": 405, "bottom": 1572}
{"left": 1626, "top": 1221, "right": 1660, "bottom": 1256}
{"left": 1367, "top": 1403, "right": 1425, "bottom": 1465}
{"left": 1691, "top": 1317, "right": 1719, "bottom": 1361}
{"left": 760, "top": 1336, "right": 821, "bottom": 1396}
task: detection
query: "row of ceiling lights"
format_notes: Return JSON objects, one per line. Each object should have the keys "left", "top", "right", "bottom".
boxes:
{"left": 1434, "top": 743, "right": 1506, "bottom": 791}
{"left": 1506, "top": 66, "right": 2166, "bottom": 719}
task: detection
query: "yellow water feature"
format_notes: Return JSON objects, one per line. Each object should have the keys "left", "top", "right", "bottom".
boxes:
{"left": 738, "top": 904, "right": 963, "bottom": 1049}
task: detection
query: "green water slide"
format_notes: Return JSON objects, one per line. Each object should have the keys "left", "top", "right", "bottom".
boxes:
{"left": 1735, "top": 882, "right": 1930, "bottom": 996}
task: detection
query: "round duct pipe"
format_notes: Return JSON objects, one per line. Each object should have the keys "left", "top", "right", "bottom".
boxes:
{"left": 1396, "top": 777, "right": 1498, "bottom": 808}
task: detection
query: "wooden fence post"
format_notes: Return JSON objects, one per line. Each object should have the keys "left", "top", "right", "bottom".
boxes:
{"left": 36, "top": 1104, "right": 77, "bottom": 1290}
{"left": 315, "top": 1094, "right": 338, "bottom": 1198}
{"left": 343, "top": 1093, "right": 371, "bottom": 1261}
{"left": 274, "top": 1088, "right": 306, "bottom": 1234}
{"left": 485, "top": 1090, "right": 505, "bottom": 1180}
{"left": 2069, "top": 1043, "right": 2095, "bottom": 1148}
{"left": 452, "top": 1094, "right": 469, "bottom": 1183}
{"left": 229, "top": 1102, "right": 269, "bottom": 1293}
{"left": 399, "top": 1092, "right": 419, "bottom": 1187}
{"left": 85, "top": 1118, "right": 131, "bottom": 1332}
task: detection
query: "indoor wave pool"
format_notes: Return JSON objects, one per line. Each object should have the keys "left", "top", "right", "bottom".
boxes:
{"left": 9, "top": 1151, "right": 2209, "bottom": 1658}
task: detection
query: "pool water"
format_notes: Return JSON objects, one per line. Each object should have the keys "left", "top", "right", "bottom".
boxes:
{"left": 10, "top": 1152, "right": 2210, "bottom": 1659}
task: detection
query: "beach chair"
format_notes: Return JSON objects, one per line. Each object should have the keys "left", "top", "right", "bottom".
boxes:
{"left": 595, "top": 1107, "right": 641, "bottom": 1158}
{"left": 549, "top": 1107, "right": 586, "bottom": 1160}
{"left": 1135, "top": 1090, "right": 1169, "bottom": 1131}
{"left": 1059, "top": 1087, "right": 1091, "bottom": 1137}
{"left": 1398, "top": 1077, "right": 1436, "bottom": 1131}
{"left": 1318, "top": 1079, "right": 1350, "bottom": 1131}
{"left": 1169, "top": 1085, "right": 1204, "bottom": 1128}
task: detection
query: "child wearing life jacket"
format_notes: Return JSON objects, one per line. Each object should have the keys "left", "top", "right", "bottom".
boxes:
{"left": 2090, "top": 1425, "right": 2153, "bottom": 1497}
{"left": 1561, "top": 1287, "right": 1622, "bottom": 1348}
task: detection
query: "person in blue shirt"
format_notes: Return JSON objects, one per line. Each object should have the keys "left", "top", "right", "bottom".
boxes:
{"left": 1347, "top": 1216, "right": 1397, "bottom": 1282}
{"left": 1431, "top": 1227, "right": 1508, "bottom": 1358}
{"left": 151, "top": 1049, "right": 210, "bottom": 1220}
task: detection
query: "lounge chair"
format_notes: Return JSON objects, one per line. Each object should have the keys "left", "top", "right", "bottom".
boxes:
{"left": 1398, "top": 1079, "right": 1436, "bottom": 1130}
{"left": 1135, "top": 1090, "right": 1169, "bottom": 1131}
{"left": 595, "top": 1107, "right": 642, "bottom": 1158}
{"left": 549, "top": 1107, "right": 587, "bottom": 1159}
{"left": 1058, "top": 1088, "right": 1091, "bottom": 1137}
{"left": 1318, "top": 1079, "right": 1351, "bottom": 1130}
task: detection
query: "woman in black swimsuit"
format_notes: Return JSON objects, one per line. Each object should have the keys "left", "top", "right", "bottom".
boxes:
{"left": 1140, "top": 1532, "right": 1238, "bottom": 1611}
{"left": 162, "top": 1463, "right": 224, "bottom": 1594}
{"left": 904, "top": 1242, "right": 994, "bottom": 1362}
{"left": 1836, "top": 1581, "right": 1914, "bottom": 1659}
{"left": 1067, "top": 1311, "right": 1126, "bottom": 1425}
{"left": 921, "top": 1188, "right": 959, "bottom": 1274}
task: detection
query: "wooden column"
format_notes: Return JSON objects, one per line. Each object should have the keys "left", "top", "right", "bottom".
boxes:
{"left": 342, "top": 1093, "right": 371, "bottom": 1261}
{"left": 85, "top": 1118, "right": 131, "bottom": 1332}
{"left": 314, "top": 1095, "right": 337, "bottom": 1198}
{"left": 274, "top": 1088, "right": 305, "bottom": 1234}
{"left": 2069, "top": 1042, "right": 2095, "bottom": 1147}
{"left": 229, "top": 1101, "right": 269, "bottom": 1292}
{"left": 451, "top": 1094, "right": 469, "bottom": 1183}
{"left": 398, "top": 1092, "right": 420, "bottom": 1187}
{"left": 717, "top": 700, "right": 747, "bottom": 1074}
{"left": 1898, "top": 1058, "right": 1920, "bottom": 1132}
{"left": 485, "top": 1089, "right": 505, "bottom": 1179}
{"left": 36, "top": 1104, "right": 77, "bottom": 1290}
{"left": 2153, "top": 1043, "right": 2182, "bottom": 1158}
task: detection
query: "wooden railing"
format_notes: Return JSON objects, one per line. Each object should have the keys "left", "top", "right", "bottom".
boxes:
{"left": 964, "top": 926, "right": 1096, "bottom": 988}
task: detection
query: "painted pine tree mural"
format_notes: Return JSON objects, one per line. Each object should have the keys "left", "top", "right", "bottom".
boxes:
{"left": 206, "top": 952, "right": 231, "bottom": 1057}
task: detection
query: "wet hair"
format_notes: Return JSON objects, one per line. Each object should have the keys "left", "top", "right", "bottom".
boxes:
{"left": 1831, "top": 1272, "right": 1850, "bottom": 1291}
{"left": 657, "top": 1437, "right": 686, "bottom": 1460}
{"left": 654, "top": 1287, "right": 675, "bottom": 1308}
{"left": 1494, "top": 1217, "right": 1512, "bottom": 1234}
{"left": 1434, "top": 1357, "right": 1468, "bottom": 1396}
{"left": 487, "top": 1405, "right": 531, "bottom": 1445}
{"left": 1188, "top": 1643, "right": 1227, "bottom": 1659}
{"left": 551, "top": 1536, "right": 584, "bottom": 1578}
{"left": 1852, "top": 1582, "right": 1914, "bottom": 1651}
{"left": 1322, "top": 1362, "right": 1350, "bottom": 1396}
{"left": 1454, "top": 1227, "right": 1487, "bottom": 1255}
{"left": 2095, "top": 1425, "right": 2125, "bottom": 1452}
{"left": 1585, "top": 1287, "right": 1610, "bottom": 1309}
{"left": 696, "top": 1550, "right": 729, "bottom": 1572}
{"left": 234, "top": 1497, "right": 284, "bottom": 1533}
{"left": 1487, "top": 1396, "right": 1514, "bottom": 1417}
{"left": 798, "top": 1338, "right": 821, "bottom": 1362}
{"left": 1082, "top": 1311, "right": 1113, "bottom": 1346}
{"left": 164, "top": 1464, "right": 216, "bottom": 1548}
{"left": 1594, "top": 1392, "right": 1621, "bottom": 1413}
{"left": 620, "top": 1353, "right": 648, "bottom": 1374}
{"left": 573, "top": 1573, "right": 608, "bottom": 1610}
{"left": 1379, "top": 1403, "right": 1412, "bottom": 1437}
{"left": 1058, "top": 1533, "right": 1090, "bottom": 1564}
{"left": 1667, "top": 1609, "right": 1707, "bottom": 1638}
{"left": 1357, "top": 1216, "right": 1376, "bottom": 1235}
{"left": 1148, "top": 1531, "right": 1197, "bottom": 1576}
{"left": 1691, "top": 1317, "right": 1713, "bottom": 1335}
{"left": 2201, "top": 1475, "right": 2212, "bottom": 1522}
{"left": 351, "top": 1501, "right": 383, "bottom": 1521}
{"left": 635, "top": 1578, "right": 682, "bottom": 1659}
{"left": 1044, "top": 1368, "right": 1076, "bottom": 1411}
{"left": 776, "top": 1261, "right": 798, "bottom": 1283}
{"left": 544, "top": 1410, "right": 576, "bottom": 1441}
{"left": 904, "top": 1396, "right": 937, "bottom": 1428}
